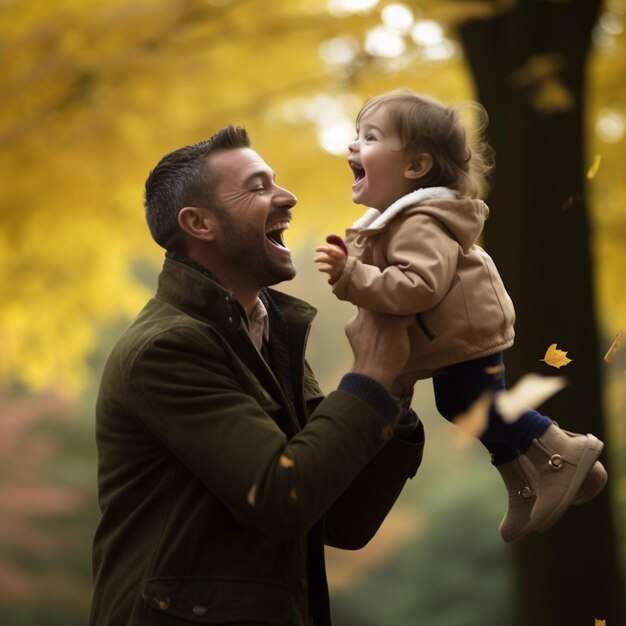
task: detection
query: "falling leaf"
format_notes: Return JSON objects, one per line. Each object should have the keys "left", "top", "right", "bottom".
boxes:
{"left": 561, "top": 194, "right": 582, "bottom": 211}
{"left": 595, "top": 619, "right": 606, "bottom": 626}
{"left": 587, "top": 154, "right": 602, "bottom": 179}
{"left": 484, "top": 364, "right": 505, "bottom": 376}
{"left": 379, "top": 424, "right": 393, "bottom": 443}
{"left": 247, "top": 485, "right": 257, "bottom": 507}
{"left": 541, "top": 343, "right": 573, "bottom": 369}
{"left": 530, "top": 76, "right": 575, "bottom": 114}
{"left": 451, "top": 391, "right": 493, "bottom": 446}
{"left": 510, "top": 53, "right": 563, "bottom": 86}
{"left": 279, "top": 455, "right": 295, "bottom": 468}
{"left": 495, "top": 373, "right": 567, "bottom": 423}
{"left": 289, "top": 488, "right": 298, "bottom": 502}
{"left": 603, "top": 329, "right": 623, "bottom": 364}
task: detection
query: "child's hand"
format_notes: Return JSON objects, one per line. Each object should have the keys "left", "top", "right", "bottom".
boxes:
{"left": 314, "top": 234, "right": 348, "bottom": 285}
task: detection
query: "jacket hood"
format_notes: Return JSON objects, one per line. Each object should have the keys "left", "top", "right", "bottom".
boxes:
{"left": 350, "top": 187, "right": 489, "bottom": 253}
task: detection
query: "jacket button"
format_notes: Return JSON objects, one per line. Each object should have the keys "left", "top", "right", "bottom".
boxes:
{"left": 192, "top": 605, "right": 207, "bottom": 616}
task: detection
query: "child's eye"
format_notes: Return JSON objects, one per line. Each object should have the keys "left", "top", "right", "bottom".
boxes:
{"left": 365, "top": 134, "right": 377, "bottom": 142}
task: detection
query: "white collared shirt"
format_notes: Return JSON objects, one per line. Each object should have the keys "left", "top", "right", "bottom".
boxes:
{"left": 246, "top": 297, "right": 269, "bottom": 352}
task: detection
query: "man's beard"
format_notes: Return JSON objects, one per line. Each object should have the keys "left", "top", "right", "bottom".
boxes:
{"left": 218, "top": 210, "right": 296, "bottom": 288}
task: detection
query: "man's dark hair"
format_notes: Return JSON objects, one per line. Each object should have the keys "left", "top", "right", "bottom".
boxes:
{"left": 144, "top": 125, "right": 250, "bottom": 252}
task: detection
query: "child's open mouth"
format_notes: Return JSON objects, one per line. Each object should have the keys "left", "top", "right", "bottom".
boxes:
{"left": 349, "top": 160, "right": 365, "bottom": 189}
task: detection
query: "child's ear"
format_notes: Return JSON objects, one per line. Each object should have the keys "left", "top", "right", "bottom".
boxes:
{"left": 178, "top": 206, "right": 217, "bottom": 242}
{"left": 404, "top": 153, "right": 433, "bottom": 180}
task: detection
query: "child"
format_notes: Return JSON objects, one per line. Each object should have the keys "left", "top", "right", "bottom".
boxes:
{"left": 314, "top": 88, "right": 606, "bottom": 542}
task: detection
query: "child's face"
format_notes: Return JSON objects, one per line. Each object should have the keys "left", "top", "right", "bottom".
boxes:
{"left": 348, "top": 105, "right": 416, "bottom": 210}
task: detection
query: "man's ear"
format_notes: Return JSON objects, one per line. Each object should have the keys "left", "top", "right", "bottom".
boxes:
{"left": 404, "top": 153, "right": 433, "bottom": 180}
{"left": 178, "top": 207, "right": 216, "bottom": 242}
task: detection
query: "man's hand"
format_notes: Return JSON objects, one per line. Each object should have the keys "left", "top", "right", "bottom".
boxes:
{"left": 345, "top": 308, "right": 414, "bottom": 390}
{"left": 314, "top": 234, "right": 348, "bottom": 285}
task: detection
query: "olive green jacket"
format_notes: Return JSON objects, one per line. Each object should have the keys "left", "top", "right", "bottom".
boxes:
{"left": 90, "top": 257, "right": 424, "bottom": 626}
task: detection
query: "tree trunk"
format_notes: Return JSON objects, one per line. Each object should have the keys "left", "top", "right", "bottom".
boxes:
{"left": 458, "top": 1, "right": 624, "bottom": 624}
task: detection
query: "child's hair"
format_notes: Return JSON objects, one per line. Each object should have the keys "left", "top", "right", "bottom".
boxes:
{"left": 356, "top": 88, "right": 493, "bottom": 199}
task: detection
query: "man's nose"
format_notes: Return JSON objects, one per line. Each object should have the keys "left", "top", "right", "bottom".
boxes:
{"left": 274, "top": 185, "right": 297, "bottom": 209}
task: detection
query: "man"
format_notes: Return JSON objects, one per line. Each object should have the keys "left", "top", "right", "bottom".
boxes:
{"left": 90, "top": 125, "right": 424, "bottom": 626}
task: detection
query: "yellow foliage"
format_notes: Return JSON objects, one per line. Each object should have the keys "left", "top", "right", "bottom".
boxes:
{"left": 0, "top": 0, "right": 624, "bottom": 396}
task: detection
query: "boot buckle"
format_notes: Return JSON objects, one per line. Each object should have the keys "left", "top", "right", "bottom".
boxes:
{"left": 519, "top": 486, "right": 533, "bottom": 499}
{"left": 549, "top": 454, "right": 564, "bottom": 469}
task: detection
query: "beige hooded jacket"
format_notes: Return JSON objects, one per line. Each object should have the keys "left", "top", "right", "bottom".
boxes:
{"left": 332, "top": 187, "right": 516, "bottom": 389}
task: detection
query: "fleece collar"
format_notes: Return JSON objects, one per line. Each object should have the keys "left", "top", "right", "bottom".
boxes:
{"left": 351, "top": 187, "right": 457, "bottom": 231}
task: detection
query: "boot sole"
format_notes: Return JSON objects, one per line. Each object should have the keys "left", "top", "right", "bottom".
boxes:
{"left": 535, "top": 434, "right": 604, "bottom": 533}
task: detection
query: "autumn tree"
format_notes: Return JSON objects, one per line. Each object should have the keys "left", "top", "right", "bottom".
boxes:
{"left": 1, "top": 1, "right": 624, "bottom": 624}
{"left": 458, "top": 0, "right": 624, "bottom": 623}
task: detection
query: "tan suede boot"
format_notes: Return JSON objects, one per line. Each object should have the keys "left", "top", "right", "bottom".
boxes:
{"left": 497, "top": 458, "right": 536, "bottom": 543}
{"left": 497, "top": 458, "right": 606, "bottom": 543}
{"left": 523, "top": 425, "right": 604, "bottom": 533}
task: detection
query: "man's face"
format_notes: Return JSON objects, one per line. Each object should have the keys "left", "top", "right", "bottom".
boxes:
{"left": 208, "top": 147, "right": 297, "bottom": 289}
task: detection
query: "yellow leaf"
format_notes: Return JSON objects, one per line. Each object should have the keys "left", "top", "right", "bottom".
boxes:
{"left": 379, "top": 424, "right": 393, "bottom": 443}
{"left": 247, "top": 485, "right": 257, "bottom": 507}
{"left": 603, "top": 329, "right": 623, "bottom": 364}
{"left": 279, "top": 454, "right": 295, "bottom": 468}
{"left": 595, "top": 619, "right": 606, "bottom": 626}
{"left": 587, "top": 154, "right": 602, "bottom": 179}
{"left": 496, "top": 373, "right": 567, "bottom": 423}
{"left": 561, "top": 194, "right": 582, "bottom": 210}
{"left": 540, "top": 343, "right": 573, "bottom": 369}
{"left": 451, "top": 391, "right": 493, "bottom": 446}
{"left": 484, "top": 364, "right": 505, "bottom": 376}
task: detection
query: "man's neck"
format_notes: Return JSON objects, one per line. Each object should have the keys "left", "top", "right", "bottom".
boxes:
{"left": 167, "top": 251, "right": 260, "bottom": 316}
{"left": 231, "top": 290, "right": 260, "bottom": 317}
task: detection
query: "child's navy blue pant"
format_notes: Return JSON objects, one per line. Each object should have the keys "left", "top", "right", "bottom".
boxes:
{"left": 432, "top": 352, "right": 553, "bottom": 465}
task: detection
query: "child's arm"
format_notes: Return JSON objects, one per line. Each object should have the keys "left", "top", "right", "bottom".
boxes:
{"left": 315, "top": 234, "right": 348, "bottom": 285}
{"left": 331, "top": 215, "right": 459, "bottom": 315}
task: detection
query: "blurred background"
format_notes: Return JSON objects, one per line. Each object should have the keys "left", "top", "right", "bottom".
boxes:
{"left": 0, "top": 0, "right": 625, "bottom": 624}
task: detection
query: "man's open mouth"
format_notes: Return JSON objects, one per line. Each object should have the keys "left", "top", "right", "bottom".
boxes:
{"left": 265, "top": 221, "right": 290, "bottom": 250}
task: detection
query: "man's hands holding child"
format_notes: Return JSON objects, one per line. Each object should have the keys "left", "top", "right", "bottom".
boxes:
{"left": 314, "top": 234, "right": 348, "bottom": 284}
{"left": 345, "top": 308, "right": 414, "bottom": 391}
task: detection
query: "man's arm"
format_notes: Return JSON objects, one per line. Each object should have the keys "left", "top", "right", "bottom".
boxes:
{"left": 321, "top": 309, "right": 425, "bottom": 548}
{"left": 128, "top": 309, "right": 413, "bottom": 540}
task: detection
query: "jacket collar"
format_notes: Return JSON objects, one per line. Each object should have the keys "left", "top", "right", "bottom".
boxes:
{"left": 351, "top": 186, "right": 457, "bottom": 232}
{"left": 156, "top": 255, "right": 317, "bottom": 333}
